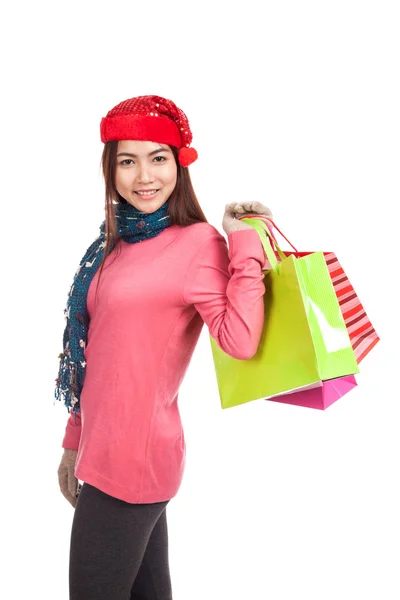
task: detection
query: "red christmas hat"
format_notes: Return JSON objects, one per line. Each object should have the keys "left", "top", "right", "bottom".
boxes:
{"left": 100, "top": 95, "right": 198, "bottom": 167}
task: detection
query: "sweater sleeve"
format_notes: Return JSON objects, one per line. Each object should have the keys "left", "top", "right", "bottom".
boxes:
{"left": 183, "top": 228, "right": 266, "bottom": 360}
{"left": 61, "top": 409, "right": 82, "bottom": 450}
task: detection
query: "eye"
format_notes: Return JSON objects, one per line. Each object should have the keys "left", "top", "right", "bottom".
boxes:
{"left": 154, "top": 155, "right": 166, "bottom": 162}
{"left": 120, "top": 159, "right": 134, "bottom": 165}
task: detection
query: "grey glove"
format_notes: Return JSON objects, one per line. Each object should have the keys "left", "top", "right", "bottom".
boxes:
{"left": 57, "top": 449, "right": 79, "bottom": 508}
{"left": 222, "top": 202, "right": 273, "bottom": 235}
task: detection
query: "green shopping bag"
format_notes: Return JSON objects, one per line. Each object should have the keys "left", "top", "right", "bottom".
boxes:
{"left": 210, "top": 219, "right": 359, "bottom": 409}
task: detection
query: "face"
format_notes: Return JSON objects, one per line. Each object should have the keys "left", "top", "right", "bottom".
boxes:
{"left": 115, "top": 140, "right": 177, "bottom": 213}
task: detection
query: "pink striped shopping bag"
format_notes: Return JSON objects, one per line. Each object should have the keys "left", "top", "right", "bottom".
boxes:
{"left": 323, "top": 252, "right": 379, "bottom": 363}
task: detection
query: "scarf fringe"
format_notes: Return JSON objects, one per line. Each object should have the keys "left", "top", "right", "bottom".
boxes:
{"left": 54, "top": 351, "right": 83, "bottom": 414}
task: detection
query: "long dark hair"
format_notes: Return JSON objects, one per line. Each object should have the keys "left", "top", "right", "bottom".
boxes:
{"left": 95, "top": 142, "right": 208, "bottom": 296}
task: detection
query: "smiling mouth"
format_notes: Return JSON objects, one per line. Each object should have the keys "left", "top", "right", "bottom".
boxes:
{"left": 135, "top": 189, "right": 160, "bottom": 197}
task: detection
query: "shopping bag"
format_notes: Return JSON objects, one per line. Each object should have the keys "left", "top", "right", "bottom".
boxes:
{"left": 209, "top": 220, "right": 359, "bottom": 409}
{"left": 267, "top": 375, "right": 357, "bottom": 410}
{"left": 239, "top": 217, "right": 376, "bottom": 410}
{"left": 247, "top": 218, "right": 380, "bottom": 364}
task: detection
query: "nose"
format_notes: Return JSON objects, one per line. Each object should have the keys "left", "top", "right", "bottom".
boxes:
{"left": 136, "top": 161, "right": 155, "bottom": 184}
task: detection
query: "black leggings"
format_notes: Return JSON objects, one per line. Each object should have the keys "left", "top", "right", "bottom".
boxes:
{"left": 69, "top": 482, "right": 172, "bottom": 600}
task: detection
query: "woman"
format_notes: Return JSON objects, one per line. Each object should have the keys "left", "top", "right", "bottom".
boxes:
{"left": 56, "top": 94, "right": 272, "bottom": 600}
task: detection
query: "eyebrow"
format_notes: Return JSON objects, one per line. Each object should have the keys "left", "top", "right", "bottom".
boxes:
{"left": 116, "top": 147, "right": 170, "bottom": 158}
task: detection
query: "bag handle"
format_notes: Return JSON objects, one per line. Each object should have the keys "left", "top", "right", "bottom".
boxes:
{"left": 240, "top": 215, "right": 298, "bottom": 252}
{"left": 240, "top": 218, "right": 285, "bottom": 272}
{"left": 269, "top": 220, "right": 298, "bottom": 252}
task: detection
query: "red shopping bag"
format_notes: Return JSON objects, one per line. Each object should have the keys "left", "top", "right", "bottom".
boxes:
{"left": 244, "top": 216, "right": 380, "bottom": 364}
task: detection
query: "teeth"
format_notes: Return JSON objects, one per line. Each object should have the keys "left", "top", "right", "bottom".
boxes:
{"left": 136, "top": 190, "right": 157, "bottom": 196}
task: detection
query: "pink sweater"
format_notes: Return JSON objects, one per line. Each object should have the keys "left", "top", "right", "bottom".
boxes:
{"left": 62, "top": 223, "right": 265, "bottom": 503}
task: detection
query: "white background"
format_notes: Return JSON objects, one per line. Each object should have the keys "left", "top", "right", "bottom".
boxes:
{"left": 1, "top": 1, "right": 399, "bottom": 598}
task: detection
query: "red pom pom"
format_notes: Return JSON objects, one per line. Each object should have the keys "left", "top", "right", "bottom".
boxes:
{"left": 178, "top": 147, "right": 198, "bottom": 167}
